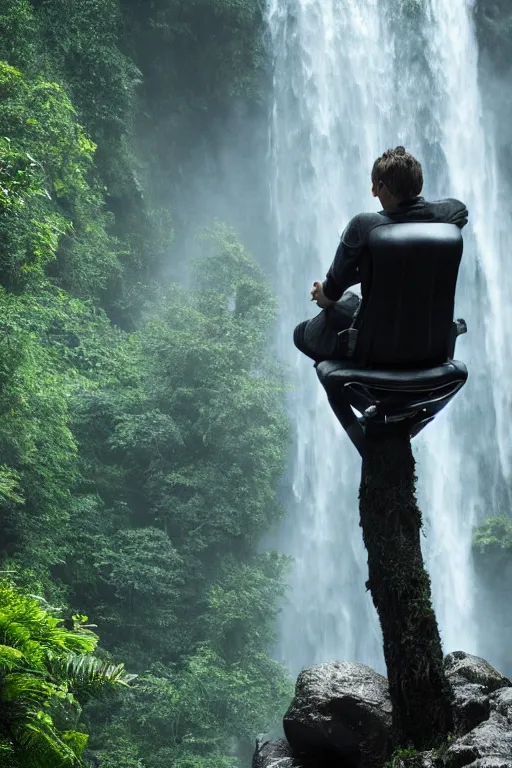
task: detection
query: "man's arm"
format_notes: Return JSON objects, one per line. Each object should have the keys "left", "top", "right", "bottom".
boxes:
{"left": 444, "top": 198, "right": 468, "bottom": 229}
{"left": 322, "top": 215, "right": 365, "bottom": 301}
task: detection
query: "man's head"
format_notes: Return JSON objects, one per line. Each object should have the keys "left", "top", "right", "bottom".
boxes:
{"left": 371, "top": 146, "right": 423, "bottom": 209}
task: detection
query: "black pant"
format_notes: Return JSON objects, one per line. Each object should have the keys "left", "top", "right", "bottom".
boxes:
{"left": 293, "top": 290, "right": 366, "bottom": 455}
{"left": 293, "top": 291, "right": 360, "bottom": 363}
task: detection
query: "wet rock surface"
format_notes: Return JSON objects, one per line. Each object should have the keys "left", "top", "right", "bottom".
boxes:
{"left": 444, "top": 652, "right": 511, "bottom": 735}
{"left": 252, "top": 737, "right": 296, "bottom": 768}
{"left": 283, "top": 661, "right": 392, "bottom": 768}
{"left": 440, "top": 715, "right": 512, "bottom": 767}
{"left": 407, "top": 655, "right": 512, "bottom": 768}
{"left": 253, "top": 653, "right": 512, "bottom": 768}
{"left": 445, "top": 652, "right": 512, "bottom": 694}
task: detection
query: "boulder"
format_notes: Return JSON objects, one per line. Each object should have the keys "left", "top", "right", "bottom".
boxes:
{"left": 252, "top": 653, "right": 512, "bottom": 768}
{"left": 491, "top": 687, "right": 512, "bottom": 725}
{"left": 444, "top": 652, "right": 511, "bottom": 734}
{"left": 444, "top": 652, "right": 511, "bottom": 694}
{"left": 448, "top": 678, "right": 491, "bottom": 735}
{"left": 441, "top": 715, "right": 512, "bottom": 768}
{"left": 252, "top": 737, "right": 296, "bottom": 768}
{"left": 469, "top": 761, "right": 512, "bottom": 768}
{"left": 283, "top": 661, "right": 392, "bottom": 768}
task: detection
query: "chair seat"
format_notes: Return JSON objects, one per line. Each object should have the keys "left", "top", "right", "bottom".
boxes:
{"left": 316, "top": 359, "right": 468, "bottom": 391}
{"left": 316, "top": 358, "right": 468, "bottom": 430}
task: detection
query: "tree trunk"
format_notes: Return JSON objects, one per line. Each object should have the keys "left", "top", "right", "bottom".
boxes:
{"left": 359, "top": 429, "right": 453, "bottom": 749}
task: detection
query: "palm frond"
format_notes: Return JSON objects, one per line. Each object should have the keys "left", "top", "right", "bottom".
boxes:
{"left": 0, "top": 582, "right": 132, "bottom": 766}
{"left": 0, "top": 672, "right": 54, "bottom": 707}
{"left": 46, "top": 652, "right": 137, "bottom": 704}
{"left": 14, "top": 716, "right": 80, "bottom": 768}
{"left": 0, "top": 644, "right": 24, "bottom": 671}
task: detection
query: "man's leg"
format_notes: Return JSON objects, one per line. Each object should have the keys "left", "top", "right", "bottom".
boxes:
{"left": 293, "top": 292, "right": 366, "bottom": 455}
{"left": 293, "top": 291, "right": 360, "bottom": 363}
{"left": 324, "top": 387, "right": 366, "bottom": 457}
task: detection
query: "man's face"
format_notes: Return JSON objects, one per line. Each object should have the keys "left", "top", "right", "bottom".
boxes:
{"left": 371, "top": 178, "right": 387, "bottom": 198}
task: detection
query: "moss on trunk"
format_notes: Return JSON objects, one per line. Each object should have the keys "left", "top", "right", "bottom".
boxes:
{"left": 359, "top": 429, "right": 453, "bottom": 749}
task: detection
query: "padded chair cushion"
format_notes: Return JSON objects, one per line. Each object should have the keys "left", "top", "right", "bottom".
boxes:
{"left": 316, "top": 359, "right": 468, "bottom": 391}
{"left": 354, "top": 223, "right": 463, "bottom": 366}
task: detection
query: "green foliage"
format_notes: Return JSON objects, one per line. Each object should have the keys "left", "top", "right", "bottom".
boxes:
{"left": 67, "top": 230, "right": 291, "bottom": 762}
{"left": 385, "top": 745, "right": 419, "bottom": 768}
{"left": 0, "top": 3, "right": 289, "bottom": 767}
{"left": 47, "top": 652, "right": 136, "bottom": 705}
{"left": 92, "top": 645, "right": 291, "bottom": 768}
{"left": 473, "top": 516, "right": 512, "bottom": 554}
{"left": 0, "top": 0, "right": 40, "bottom": 72}
{"left": 38, "top": 0, "right": 140, "bottom": 133}
{"left": 0, "top": 219, "right": 291, "bottom": 765}
{"left": 116, "top": 0, "right": 267, "bottom": 240}
{"left": 36, "top": 0, "right": 142, "bottom": 214}
{"left": 0, "top": 581, "right": 133, "bottom": 768}
{"left": 0, "top": 466, "right": 24, "bottom": 504}
{"left": 123, "top": 0, "right": 266, "bottom": 112}
{"left": 0, "top": 60, "right": 121, "bottom": 296}
{"left": 0, "top": 289, "right": 78, "bottom": 571}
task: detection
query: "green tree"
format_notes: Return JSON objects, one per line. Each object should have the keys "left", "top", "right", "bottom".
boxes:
{"left": 64, "top": 228, "right": 292, "bottom": 764}
{"left": 0, "top": 60, "right": 121, "bottom": 296}
{"left": 472, "top": 515, "right": 512, "bottom": 674}
{"left": 0, "top": 3, "right": 290, "bottom": 766}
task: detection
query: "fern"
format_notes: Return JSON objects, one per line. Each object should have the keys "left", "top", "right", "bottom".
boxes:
{"left": 47, "top": 652, "right": 137, "bottom": 703}
{"left": 0, "top": 581, "right": 133, "bottom": 767}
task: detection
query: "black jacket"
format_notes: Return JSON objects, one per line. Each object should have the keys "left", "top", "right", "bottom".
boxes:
{"left": 322, "top": 196, "right": 469, "bottom": 302}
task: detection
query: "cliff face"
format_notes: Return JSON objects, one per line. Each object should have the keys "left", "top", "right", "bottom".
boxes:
{"left": 474, "top": 0, "right": 512, "bottom": 72}
{"left": 474, "top": 0, "right": 512, "bottom": 178}
{"left": 473, "top": 518, "right": 512, "bottom": 677}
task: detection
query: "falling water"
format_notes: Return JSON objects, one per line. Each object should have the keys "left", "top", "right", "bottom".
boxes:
{"left": 267, "top": 0, "right": 511, "bottom": 674}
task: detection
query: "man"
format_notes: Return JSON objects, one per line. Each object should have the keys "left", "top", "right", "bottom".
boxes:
{"left": 294, "top": 146, "right": 468, "bottom": 364}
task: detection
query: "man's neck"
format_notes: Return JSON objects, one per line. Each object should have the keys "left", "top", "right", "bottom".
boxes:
{"left": 384, "top": 195, "right": 423, "bottom": 211}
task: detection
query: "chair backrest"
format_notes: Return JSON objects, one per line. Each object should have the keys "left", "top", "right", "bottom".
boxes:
{"left": 354, "top": 222, "right": 463, "bottom": 367}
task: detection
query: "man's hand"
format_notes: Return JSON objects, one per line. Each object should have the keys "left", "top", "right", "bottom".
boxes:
{"left": 310, "top": 280, "right": 334, "bottom": 309}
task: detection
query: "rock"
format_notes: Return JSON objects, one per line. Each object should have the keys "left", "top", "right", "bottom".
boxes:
{"left": 441, "top": 714, "right": 512, "bottom": 768}
{"left": 258, "top": 654, "right": 512, "bottom": 768}
{"left": 444, "top": 652, "right": 511, "bottom": 735}
{"left": 445, "top": 652, "right": 511, "bottom": 694}
{"left": 252, "top": 737, "right": 296, "bottom": 768}
{"left": 402, "top": 755, "right": 436, "bottom": 768}
{"left": 283, "top": 661, "right": 392, "bottom": 768}
{"left": 490, "top": 688, "right": 512, "bottom": 725}
{"left": 451, "top": 682, "right": 491, "bottom": 734}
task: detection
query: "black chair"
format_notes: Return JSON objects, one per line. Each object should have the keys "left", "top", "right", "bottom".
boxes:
{"left": 316, "top": 223, "right": 468, "bottom": 454}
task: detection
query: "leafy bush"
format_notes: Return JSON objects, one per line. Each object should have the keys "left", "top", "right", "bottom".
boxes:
{"left": 0, "top": 581, "right": 134, "bottom": 767}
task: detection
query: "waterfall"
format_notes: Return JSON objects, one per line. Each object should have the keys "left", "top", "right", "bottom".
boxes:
{"left": 267, "top": 0, "right": 510, "bottom": 675}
